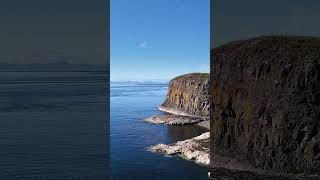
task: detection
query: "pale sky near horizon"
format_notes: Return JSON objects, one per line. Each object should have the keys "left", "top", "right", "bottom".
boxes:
{"left": 1, "top": 0, "right": 319, "bottom": 78}
{"left": 111, "top": 0, "right": 210, "bottom": 81}
{"left": 0, "top": 0, "right": 107, "bottom": 65}
{"left": 212, "top": 0, "right": 320, "bottom": 48}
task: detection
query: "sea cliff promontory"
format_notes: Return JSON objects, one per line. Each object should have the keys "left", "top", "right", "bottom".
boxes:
{"left": 147, "top": 73, "right": 211, "bottom": 165}
{"left": 210, "top": 36, "right": 320, "bottom": 178}
{"left": 160, "top": 73, "right": 210, "bottom": 118}
{"left": 146, "top": 73, "right": 210, "bottom": 128}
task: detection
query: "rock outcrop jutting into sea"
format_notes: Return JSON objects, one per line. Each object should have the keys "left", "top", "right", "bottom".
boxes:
{"left": 147, "top": 73, "right": 210, "bottom": 166}
{"left": 210, "top": 36, "right": 320, "bottom": 176}
{"left": 148, "top": 132, "right": 210, "bottom": 166}
{"left": 146, "top": 73, "right": 210, "bottom": 128}
{"left": 160, "top": 73, "right": 210, "bottom": 118}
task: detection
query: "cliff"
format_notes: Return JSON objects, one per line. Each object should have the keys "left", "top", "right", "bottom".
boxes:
{"left": 147, "top": 73, "right": 211, "bottom": 166}
{"left": 210, "top": 36, "right": 320, "bottom": 175}
{"left": 161, "top": 73, "right": 210, "bottom": 118}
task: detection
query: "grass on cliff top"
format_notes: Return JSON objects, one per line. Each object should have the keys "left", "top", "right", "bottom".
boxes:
{"left": 292, "top": 39, "right": 320, "bottom": 48}
{"left": 172, "top": 73, "right": 209, "bottom": 81}
{"left": 214, "top": 36, "right": 320, "bottom": 50}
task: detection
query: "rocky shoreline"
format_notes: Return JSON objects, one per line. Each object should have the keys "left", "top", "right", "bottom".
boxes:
{"left": 144, "top": 106, "right": 210, "bottom": 130}
{"left": 148, "top": 132, "right": 210, "bottom": 166}
{"left": 158, "top": 105, "right": 204, "bottom": 118}
{"left": 145, "top": 36, "right": 320, "bottom": 179}
{"left": 145, "top": 114, "right": 204, "bottom": 126}
{"left": 196, "top": 120, "right": 210, "bottom": 130}
{"left": 146, "top": 73, "right": 211, "bottom": 166}
{"left": 146, "top": 106, "right": 210, "bottom": 166}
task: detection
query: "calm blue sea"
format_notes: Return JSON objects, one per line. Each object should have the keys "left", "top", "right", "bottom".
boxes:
{"left": 110, "top": 81, "right": 208, "bottom": 180}
{"left": 0, "top": 65, "right": 208, "bottom": 179}
{"left": 0, "top": 65, "right": 109, "bottom": 179}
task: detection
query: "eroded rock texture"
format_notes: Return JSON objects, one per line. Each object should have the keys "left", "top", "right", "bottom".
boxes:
{"left": 209, "top": 167, "right": 319, "bottom": 180}
{"left": 210, "top": 36, "right": 320, "bottom": 174}
{"left": 162, "top": 73, "right": 210, "bottom": 118}
{"left": 145, "top": 115, "right": 203, "bottom": 125}
{"left": 148, "top": 132, "right": 210, "bottom": 166}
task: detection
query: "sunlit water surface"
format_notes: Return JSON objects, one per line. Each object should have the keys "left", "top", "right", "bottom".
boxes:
{"left": 110, "top": 82, "right": 208, "bottom": 180}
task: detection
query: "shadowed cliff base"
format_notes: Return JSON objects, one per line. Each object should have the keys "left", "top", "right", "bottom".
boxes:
{"left": 209, "top": 167, "right": 320, "bottom": 180}
{"left": 210, "top": 36, "right": 320, "bottom": 179}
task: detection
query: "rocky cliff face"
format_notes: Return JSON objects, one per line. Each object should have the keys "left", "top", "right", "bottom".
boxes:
{"left": 161, "top": 73, "right": 210, "bottom": 118}
{"left": 210, "top": 36, "right": 320, "bottom": 174}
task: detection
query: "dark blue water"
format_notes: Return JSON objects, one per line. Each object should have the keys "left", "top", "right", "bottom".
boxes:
{"left": 0, "top": 65, "right": 109, "bottom": 179}
{"left": 110, "top": 82, "right": 208, "bottom": 180}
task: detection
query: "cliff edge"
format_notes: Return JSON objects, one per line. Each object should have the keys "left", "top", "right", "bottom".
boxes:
{"left": 210, "top": 36, "right": 320, "bottom": 175}
{"left": 161, "top": 73, "right": 210, "bottom": 118}
{"left": 147, "top": 73, "right": 211, "bottom": 166}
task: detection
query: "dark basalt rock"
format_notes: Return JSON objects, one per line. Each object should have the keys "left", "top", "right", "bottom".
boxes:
{"left": 209, "top": 167, "right": 319, "bottom": 180}
{"left": 210, "top": 36, "right": 320, "bottom": 175}
{"left": 161, "top": 73, "right": 210, "bottom": 118}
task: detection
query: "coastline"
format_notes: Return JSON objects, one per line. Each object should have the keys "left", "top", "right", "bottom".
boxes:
{"left": 148, "top": 132, "right": 210, "bottom": 166}
{"left": 157, "top": 105, "right": 210, "bottom": 130}
{"left": 145, "top": 114, "right": 204, "bottom": 126}
{"left": 111, "top": 81, "right": 209, "bottom": 178}
{"left": 146, "top": 73, "right": 211, "bottom": 169}
{"left": 196, "top": 120, "right": 210, "bottom": 130}
{"left": 146, "top": 105, "right": 210, "bottom": 166}
{"left": 158, "top": 105, "right": 203, "bottom": 118}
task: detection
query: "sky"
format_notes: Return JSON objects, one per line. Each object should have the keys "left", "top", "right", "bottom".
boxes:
{"left": 111, "top": 0, "right": 210, "bottom": 81}
{"left": 212, "top": 0, "right": 320, "bottom": 47}
{"left": 0, "top": 0, "right": 107, "bottom": 64}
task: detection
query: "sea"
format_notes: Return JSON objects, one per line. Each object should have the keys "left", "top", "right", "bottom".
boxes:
{"left": 0, "top": 64, "right": 208, "bottom": 179}
{"left": 110, "top": 81, "right": 208, "bottom": 179}
{"left": 0, "top": 64, "right": 109, "bottom": 179}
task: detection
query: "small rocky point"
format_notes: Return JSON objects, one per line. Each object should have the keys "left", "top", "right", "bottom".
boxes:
{"left": 145, "top": 115, "right": 204, "bottom": 125}
{"left": 148, "top": 132, "right": 210, "bottom": 166}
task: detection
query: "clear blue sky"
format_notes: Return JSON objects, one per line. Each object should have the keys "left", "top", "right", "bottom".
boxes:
{"left": 111, "top": 0, "right": 210, "bottom": 81}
